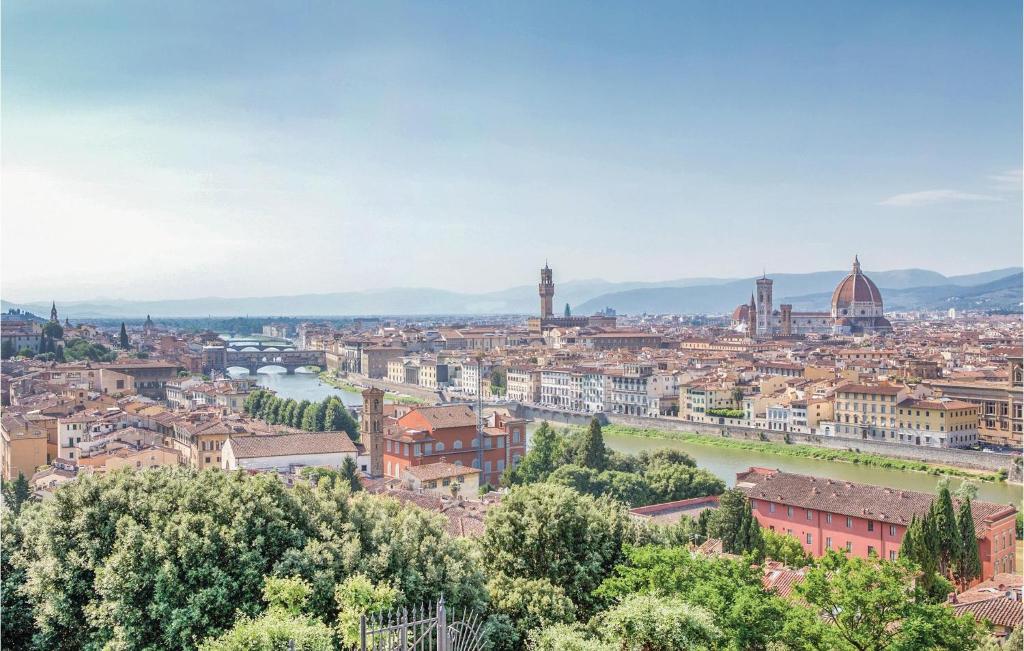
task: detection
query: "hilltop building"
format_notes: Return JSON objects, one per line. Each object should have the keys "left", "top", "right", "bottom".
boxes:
{"left": 732, "top": 256, "right": 893, "bottom": 338}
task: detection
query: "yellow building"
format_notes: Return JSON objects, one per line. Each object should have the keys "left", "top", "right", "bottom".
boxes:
{"left": 832, "top": 383, "right": 907, "bottom": 442}
{"left": 1, "top": 414, "right": 48, "bottom": 481}
{"left": 895, "top": 398, "right": 978, "bottom": 448}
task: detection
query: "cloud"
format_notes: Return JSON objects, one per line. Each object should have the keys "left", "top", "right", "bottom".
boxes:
{"left": 989, "top": 169, "right": 1023, "bottom": 191}
{"left": 878, "top": 189, "right": 1003, "bottom": 207}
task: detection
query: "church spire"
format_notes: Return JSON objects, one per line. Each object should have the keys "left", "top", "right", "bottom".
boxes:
{"left": 50, "top": 301, "right": 58, "bottom": 322}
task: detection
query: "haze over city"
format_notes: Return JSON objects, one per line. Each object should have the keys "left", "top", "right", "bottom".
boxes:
{"left": 3, "top": 1, "right": 1021, "bottom": 302}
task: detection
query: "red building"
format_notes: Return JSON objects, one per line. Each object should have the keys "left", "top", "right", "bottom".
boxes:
{"left": 736, "top": 467, "right": 1018, "bottom": 582}
{"left": 383, "top": 405, "right": 527, "bottom": 486}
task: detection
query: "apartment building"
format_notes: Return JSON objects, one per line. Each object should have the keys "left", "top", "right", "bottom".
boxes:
{"left": 894, "top": 398, "right": 979, "bottom": 448}
{"left": 506, "top": 365, "right": 541, "bottom": 403}
{"left": 831, "top": 383, "right": 908, "bottom": 443}
{"left": 737, "top": 468, "right": 1018, "bottom": 581}
{"left": 1, "top": 413, "right": 47, "bottom": 480}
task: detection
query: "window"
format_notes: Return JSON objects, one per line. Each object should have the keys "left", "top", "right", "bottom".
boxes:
{"left": 769, "top": 503, "right": 776, "bottom": 513}
{"left": 806, "top": 509, "right": 813, "bottom": 520}
{"left": 846, "top": 541, "right": 852, "bottom": 552}
{"left": 826, "top": 537, "right": 832, "bottom": 549}
{"left": 867, "top": 521, "right": 874, "bottom": 532}
{"left": 787, "top": 506, "right": 793, "bottom": 517}
{"left": 826, "top": 513, "right": 832, "bottom": 524}
{"left": 436, "top": 442, "right": 445, "bottom": 452}
{"left": 806, "top": 533, "right": 813, "bottom": 544}
{"left": 846, "top": 516, "right": 852, "bottom": 529}
{"left": 750, "top": 499, "right": 757, "bottom": 509}
{"left": 453, "top": 440, "right": 463, "bottom": 449}
{"left": 889, "top": 525, "right": 896, "bottom": 536}
{"left": 890, "top": 551, "right": 897, "bottom": 561}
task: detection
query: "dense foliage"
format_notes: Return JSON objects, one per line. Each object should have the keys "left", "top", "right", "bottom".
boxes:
{"left": 502, "top": 420, "right": 724, "bottom": 507}
{"left": 243, "top": 389, "right": 359, "bottom": 439}
{"left": 901, "top": 485, "right": 982, "bottom": 593}
{"left": 3, "top": 468, "right": 485, "bottom": 650}
{"left": 63, "top": 337, "right": 117, "bottom": 362}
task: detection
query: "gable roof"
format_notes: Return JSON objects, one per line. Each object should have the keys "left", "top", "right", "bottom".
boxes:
{"left": 228, "top": 432, "right": 357, "bottom": 459}
{"left": 736, "top": 468, "right": 1016, "bottom": 533}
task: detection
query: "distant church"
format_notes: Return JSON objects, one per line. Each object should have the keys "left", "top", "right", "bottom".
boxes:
{"left": 527, "top": 262, "right": 616, "bottom": 334}
{"left": 732, "top": 256, "right": 893, "bottom": 338}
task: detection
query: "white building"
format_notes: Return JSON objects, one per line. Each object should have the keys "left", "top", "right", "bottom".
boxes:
{"left": 222, "top": 432, "right": 359, "bottom": 472}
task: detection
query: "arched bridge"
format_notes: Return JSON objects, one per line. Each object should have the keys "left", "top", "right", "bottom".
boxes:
{"left": 224, "top": 349, "right": 326, "bottom": 375}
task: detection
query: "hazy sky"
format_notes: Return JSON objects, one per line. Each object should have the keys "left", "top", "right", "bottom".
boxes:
{"left": 3, "top": 1, "right": 1021, "bottom": 302}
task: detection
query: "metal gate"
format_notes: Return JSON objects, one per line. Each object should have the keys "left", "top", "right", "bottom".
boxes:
{"left": 359, "top": 597, "right": 484, "bottom": 651}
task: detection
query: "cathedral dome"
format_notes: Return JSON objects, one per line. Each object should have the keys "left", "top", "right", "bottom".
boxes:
{"left": 831, "top": 256, "right": 883, "bottom": 318}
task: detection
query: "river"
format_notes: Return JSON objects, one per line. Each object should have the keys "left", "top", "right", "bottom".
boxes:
{"left": 241, "top": 372, "right": 1020, "bottom": 506}
{"left": 230, "top": 368, "right": 364, "bottom": 406}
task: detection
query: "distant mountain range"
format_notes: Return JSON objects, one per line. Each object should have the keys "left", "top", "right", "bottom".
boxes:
{"left": 2, "top": 267, "right": 1021, "bottom": 318}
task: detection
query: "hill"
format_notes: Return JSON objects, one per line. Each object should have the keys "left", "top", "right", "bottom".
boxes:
{"left": 4, "top": 267, "right": 1019, "bottom": 318}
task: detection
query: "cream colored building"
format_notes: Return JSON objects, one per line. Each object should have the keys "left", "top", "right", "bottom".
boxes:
{"left": 1, "top": 414, "right": 48, "bottom": 480}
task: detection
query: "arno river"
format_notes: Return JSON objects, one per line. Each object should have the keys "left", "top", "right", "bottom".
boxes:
{"left": 244, "top": 370, "right": 1021, "bottom": 506}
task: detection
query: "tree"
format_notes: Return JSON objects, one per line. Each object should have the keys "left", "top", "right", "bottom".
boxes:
{"left": 481, "top": 483, "right": 631, "bottom": 612}
{"left": 578, "top": 417, "right": 607, "bottom": 471}
{"left": 339, "top": 456, "right": 361, "bottom": 493}
{"left": 10, "top": 467, "right": 487, "bottom": 650}
{"left": 486, "top": 573, "right": 576, "bottom": 645}
{"left": 932, "top": 486, "right": 962, "bottom": 577}
{"left": 16, "top": 347, "right": 36, "bottom": 359}
{"left": 2, "top": 338, "right": 16, "bottom": 359}
{"left": 292, "top": 400, "right": 312, "bottom": 428}
{"left": 730, "top": 386, "right": 745, "bottom": 406}
{"left": 644, "top": 463, "right": 724, "bottom": 504}
{"left": 953, "top": 498, "right": 982, "bottom": 590}
{"left": 564, "top": 303, "right": 572, "bottom": 317}
{"left": 41, "top": 321, "right": 64, "bottom": 340}
{"left": 119, "top": 323, "right": 130, "bottom": 349}
{"left": 334, "top": 574, "right": 399, "bottom": 648}
{"left": 595, "top": 545, "right": 802, "bottom": 650}
{"left": 1, "top": 473, "right": 31, "bottom": 515}
{"left": 598, "top": 593, "right": 723, "bottom": 651}
{"left": 300, "top": 402, "right": 319, "bottom": 431}
{"left": 503, "top": 421, "right": 560, "bottom": 485}
{"left": 763, "top": 529, "right": 813, "bottom": 566}
{"left": 707, "top": 489, "right": 763, "bottom": 558}
{"left": 2, "top": 510, "right": 35, "bottom": 650}
{"left": 796, "top": 551, "right": 985, "bottom": 651}
{"left": 199, "top": 576, "right": 333, "bottom": 651}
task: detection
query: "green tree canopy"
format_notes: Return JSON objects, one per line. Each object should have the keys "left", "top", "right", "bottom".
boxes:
{"left": 481, "top": 483, "right": 632, "bottom": 613}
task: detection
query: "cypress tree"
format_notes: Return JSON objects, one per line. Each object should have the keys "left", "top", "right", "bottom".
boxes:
{"left": 579, "top": 417, "right": 607, "bottom": 470}
{"left": 932, "top": 487, "right": 961, "bottom": 577}
{"left": 954, "top": 499, "right": 982, "bottom": 590}
{"left": 118, "top": 323, "right": 130, "bottom": 349}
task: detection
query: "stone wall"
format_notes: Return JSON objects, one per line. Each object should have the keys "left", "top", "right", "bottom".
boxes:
{"left": 511, "top": 403, "right": 1020, "bottom": 475}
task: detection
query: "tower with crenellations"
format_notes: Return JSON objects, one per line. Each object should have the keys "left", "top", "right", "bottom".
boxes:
{"left": 539, "top": 263, "right": 554, "bottom": 319}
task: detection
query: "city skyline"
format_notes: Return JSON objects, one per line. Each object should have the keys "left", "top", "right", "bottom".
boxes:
{"left": 3, "top": 1, "right": 1022, "bottom": 302}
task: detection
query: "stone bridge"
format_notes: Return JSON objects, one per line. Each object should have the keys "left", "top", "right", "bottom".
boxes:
{"left": 224, "top": 349, "right": 326, "bottom": 375}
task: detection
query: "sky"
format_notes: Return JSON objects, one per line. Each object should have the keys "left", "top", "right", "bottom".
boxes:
{"left": 2, "top": 0, "right": 1021, "bottom": 302}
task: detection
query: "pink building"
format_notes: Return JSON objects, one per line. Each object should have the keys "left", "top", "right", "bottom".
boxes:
{"left": 736, "top": 467, "right": 1018, "bottom": 583}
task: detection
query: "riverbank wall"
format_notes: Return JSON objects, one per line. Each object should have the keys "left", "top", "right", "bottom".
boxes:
{"left": 333, "top": 372, "right": 443, "bottom": 404}
{"left": 511, "top": 403, "right": 1021, "bottom": 476}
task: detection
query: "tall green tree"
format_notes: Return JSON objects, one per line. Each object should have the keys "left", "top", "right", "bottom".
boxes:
{"left": 292, "top": 400, "right": 312, "bottom": 428}
{"left": 932, "top": 486, "right": 962, "bottom": 577}
{"left": 339, "top": 456, "right": 361, "bottom": 493}
{"left": 1, "top": 473, "right": 31, "bottom": 515}
{"left": 118, "top": 323, "right": 130, "bottom": 349}
{"left": 953, "top": 499, "right": 982, "bottom": 590}
{"left": 578, "top": 417, "right": 607, "bottom": 471}
{"left": 503, "top": 421, "right": 560, "bottom": 485}
{"left": 2, "top": 338, "right": 16, "bottom": 359}
{"left": 706, "top": 489, "right": 764, "bottom": 559}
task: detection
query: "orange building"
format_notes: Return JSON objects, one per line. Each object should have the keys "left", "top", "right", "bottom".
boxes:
{"left": 383, "top": 405, "right": 526, "bottom": 486}
{"left": 737, "top": 468, "right": 1018, "bottom": 582}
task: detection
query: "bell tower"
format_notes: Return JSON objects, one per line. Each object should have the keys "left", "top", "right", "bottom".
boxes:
{"left": 361, "top": 387, "right": 385, "bottom": 477}
{"left": 539, "top": 262, "right": 554, "bottom": 319}
{"left": 755, "top": 274, "right": 773, "bottom": 337}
